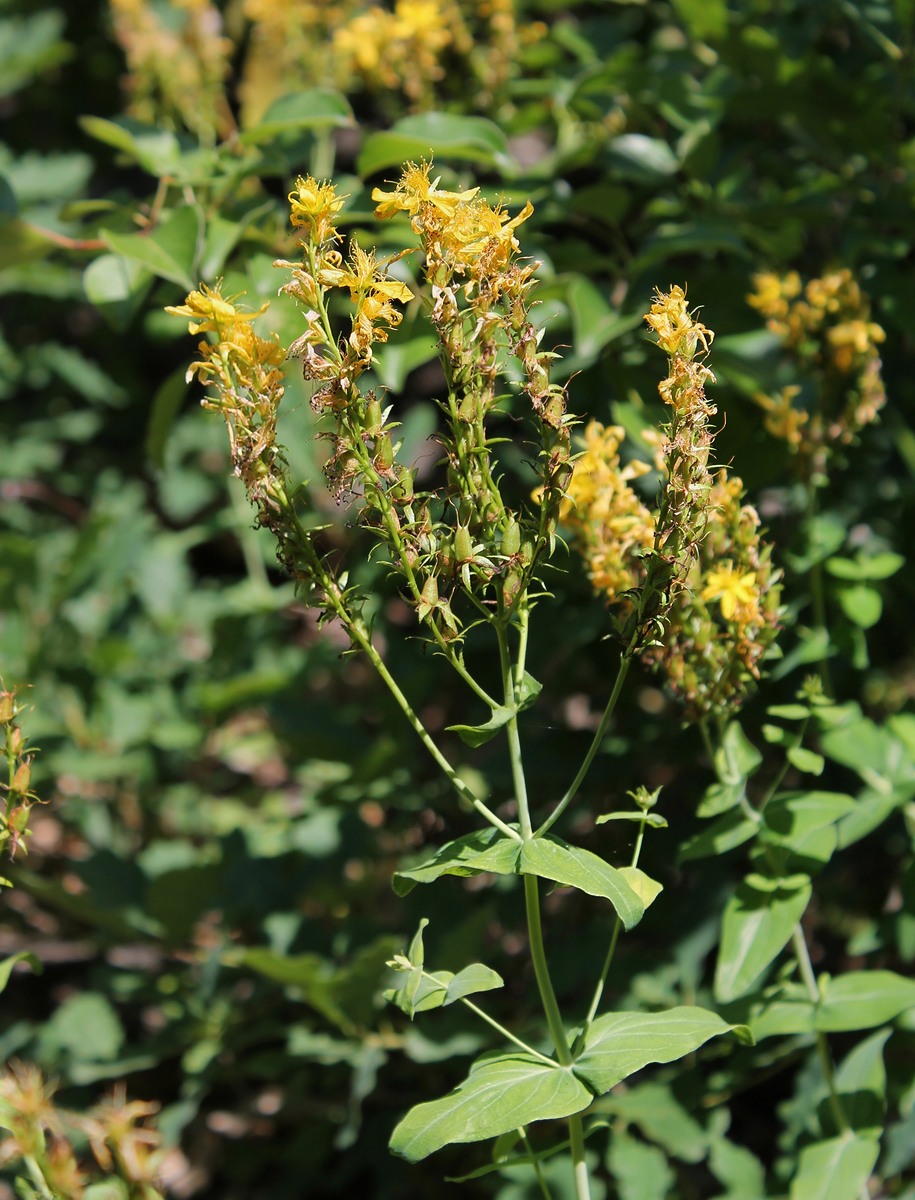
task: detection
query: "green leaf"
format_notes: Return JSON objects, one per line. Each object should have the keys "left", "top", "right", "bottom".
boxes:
{"left": 786, "top": 746, "right": 825, "bottom": 775}
{"left": 784, "top": 514, "right": 846, "bottom": 573}
{"left": 608, "top": 1130, "right": 676, "bottom": 1200}
{"left": 389, "top": 1053, "right": 591, "bottom": 1161}
{"left": 716, "top": 722, "right": 763, "bottom": 783}
{"left": 618, "top": 866, "right": 663, "bottom": 909}
{"left": 0, "top": 11, "right": 70, "bottom": 99}
{"left": 38, "top": 992, "right": 124, "bottom": 1064}
{"left": 0, "top": 951, "right": 41, "bottom": 994}
{"left": 78, "top": 116, "right": 184, "bottom": 177}
{"left": 834, "top": 1028, "right": 890, "bottom": 1136}
{"left": 574, "top": 1007, "right": 749, "bottom": 1095}
{"left": 708, "top": 1134, "right": 767, "bottom": 1198}
{"left": 820, "top": 710, "right": 915, "bottom": 795}
{"left": 746, "top": 986, "right": 816, "bottom": 1040}
{"left": 521, "top": 836, "right": 644, "bottom": 929}
{"left": 714, "top": 875, "right": 812, "bottom": 1003}
{"left": 605, "top": 133, "right": 678, "bottom": 182}
{"left": 603, "top": 1082, "right": 708, "bottom": 1162}
{"left": 825, "top": 553, "right": 904, "bottom": 581}
{"left": 565, "top": 276, "right": 642, "bottom": 363}
{"left": 358, "top": 114, "right": 512, "bottom": 177}
{"left": 240, "top": 89, "right": 354, "bottom": 144}
{"left": 102, "top": 205, "right": 200, "bottom": 291}
{"left": 789, "top": 1134, "right": 879, "bottom": 1200}
{"left": 444, "top": 963, "right": 504, "bottom": 1005}
{"left": 146, "top": 367, "right": 190, "bottom": 468}
{"left": 447, "top": 673, "right": 541, "bottom": 747}
{"left": 83, "top": 252, "right": 153, "bottom": 330}
{"left": 768, "top": 704, "right": 811, "bottom": 721}
{"left": 392, "top": 827, "right": 520, "bottom": 896}
{"left": 0, "top": 214, "right": 56, "bottom": 269}
{"left": 669, "top": 0, "right": 728, "bottom": 39}
{"left": 816, "top": 970, "right": 915, "bottom": 1032}
{"left": 597, "top": 812, "right": 668, "bottom": 828}
{"left": 836, "top": 584, "right": 883, "bottom": 629}
{"left": 762, "top": 791, "right": 856, "bottom": 870}
{"left": 679, "top": 809, "right": 759, "bottom": 862}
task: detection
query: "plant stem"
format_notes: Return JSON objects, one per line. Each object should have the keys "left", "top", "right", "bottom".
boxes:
{"left": 498, "top": 620, "right": 532, "bottom": 837}
{"left": 519, "top": 1128, "right": 555, "bottom": 1200}
{"left": 791, "top": 925, "right": 849, "bottom": 1135}
{"left": 538, "top": 645, "right": 634, "bottom": 837}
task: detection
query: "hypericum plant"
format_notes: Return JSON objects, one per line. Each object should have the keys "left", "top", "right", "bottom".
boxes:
{"left": 166, "top": 166, "right": 761, "bottom": 1196}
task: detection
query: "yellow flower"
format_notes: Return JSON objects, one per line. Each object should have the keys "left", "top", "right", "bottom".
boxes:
{"left": 372, "top": 160, "right": 478, "bottom": 220}
{"left": 701, "top": 563, "right": 760, "bottom": 621}
{"left": 318, "top": 242, "right": 414, "bottom": 305}
{"left": 164, "top": 283, "right": 267, "bottom": 335}
{"left": 645, "top": 285, "right": 712, "bottom": 359}
{"left": 288, "top": 175, "right": 347, "bottom": 244}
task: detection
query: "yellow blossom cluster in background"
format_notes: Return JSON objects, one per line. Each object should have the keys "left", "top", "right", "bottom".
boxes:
{"left": 108, "top": 0, "right": 234, "bottom": 140}
{"left": 563, "top": 290, "right": 782, "bottom": 719}
{"left": 747, "top": 268, "right": 886, "bottom": 478}
{"left": 108, "top": 0, "right": 544, "bottom": 133}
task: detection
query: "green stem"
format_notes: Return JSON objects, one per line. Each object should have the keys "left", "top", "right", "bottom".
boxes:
{"left": 309, "top": 128, "right": 336, "bottom": 181}
{"left": 498, "top": 620, "right": 532, "bottom": 837}
{"left": 519, "top": 1128, "right": 555, "bottom": 1200}
{"left": 23, "top": 1155, "right": 55, "bottom": 1200}
{"left": 791, "top": 925, "right": 849, "bottom": 1135}
{"left": 538, "top": 646, "right": 634, "bottom": 837}
{"left": 804, "top": 480, "right": 833, "bottom": 696}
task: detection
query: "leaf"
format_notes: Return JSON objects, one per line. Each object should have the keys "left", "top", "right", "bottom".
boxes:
{"left": 761, "top": 791, "right": 856, "bottom": 870}
{"left": 565, "top": 276, "right": 642, "bottom": 363}
{"left": 0, "top": 214, "right": 56, "bottom": 269}
{"left": 670, "top": 0, "right": 728, "bottom": 38}
{"left": 392, "top": 827, "right": 520, "bottom": 896}
{"left": 389, "top": 1053, "right": 591, "bottom": 1161}
{"left": 447, "top": 672, "right": 541, "bottom": 747}
{"left": 714, "top": 875, "right": 812, "bottom": 1003}
{"left": 78, "top": 116, "right": 184, "bottom": 177}
{"left": 786, "top": 746, "right": 825, "bottom": 775}
{"left": 679, "top": 809, "right": 759, "bottom": 862}
{"left": 603, "top": 1082, "right": 708, "bottom": 1162}
{"left": 596, "top": 812, "right": 668, "bottom": 828}
{"left": 38, "top": 992, "right": 124, "bottom": 1064}
{"left": 815, "top": 970, "right": 915, "bottom": 1032}
{"left": 617, "top": 866, "right": 663, "bottom": 909}
{"left": 146, "top": 367, "right": 190, "bottom": 468}
{"left": 444, "top": 963, "right": 504, "bottom": 1005}
{"left": 574, "top": 1007, "right": 750, "bottom": 1095}
{"left": 521, "top": 836, "right": 645, "bottom": 929}
{"left": 103, "top": 205, "right": 200, "bottom": 291}
{"left": 0, "top": 951, "right": 41, "bottom": 994}
{"left": 789, "top": 1134, "right": 879, "bottom": 1200}
{"left": 608, "top": 1130, "right": 676, "bottom": 1200}
{"left": 605, "top": 133, "right": 678, "bottom": 181}
{"left": 83, "top": 252, "right": 153, "bottom": 330}
{"left": 825, "top": 553, "right": 904, "bottom": 581}
{"left": 358, "top": 113, "right": 512, "bottom": 176}
{"left": 716, "top": 722, "right": 763, "bottom": 783}
{"left": 240, "top": 89, "right": 354, "bottom": 144}
{"left": 836, "top": 584, "right": 882, "bottom": 629}
{"left": 834, "top": 1028, "right": 890, "bottom": 1136}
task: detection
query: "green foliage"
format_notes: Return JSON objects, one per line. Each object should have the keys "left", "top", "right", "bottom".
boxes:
{"left": 2, "top": 0, "right": 915, "bottom": 1197}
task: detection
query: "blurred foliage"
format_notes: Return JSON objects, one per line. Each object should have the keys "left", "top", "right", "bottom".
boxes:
{"left": 1, "top": 0, "right": 915, "bottom": 1197}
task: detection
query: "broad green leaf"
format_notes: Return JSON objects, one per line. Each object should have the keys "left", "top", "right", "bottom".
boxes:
{"left": 444, "top": 963, "right": 504, "bottom": 1005}
{"left": 603, "top": 1082, "right": 708, "bottom": 1162}
{"left": 240, "top": 89, "right": 354, "bottom": 144}
{"left": 716, "top": 722, "right": 763, "bottom": 783}
{"left": 789, "top": 1134, "right": 879, "bottom": 1200}
{"left": 103, "top": 205, "right": 200, "bottom": 291}
{"left": 786, "top": 746, "right": 825, "bottom": 775}
{"left": 836, "top": 584, "right": 882, "bottom": 629}
{"left": 447, "top": 672, "right": 541, "bottom": 747}
{"left": 837, "top": 788, "right": 902, "bottom": 849}
{"left": 816, "top": 970, "right": 915, "bottom": 1032}
{"left": 78, "top": 116, "right": 183, "bottom": 177}
{"left": 696, "top": 780, "right": 744, "bottom": 818}
{"left": 708, "top": 1134, "right": 767, "bottom": 1198}
{"left": 670, "top": 0, "right": 728, "bottom": 38}
{"left": 574, "top": 1007, "right": 750, "bottom": 1095}
{"left": 38, "top": 992, "right": 124, "bottom": 1064}
{"left": 0, "top": 951, "right": 40, "bottom": 994}
{"left": 358, "top": 114, "right": 512, "bottom": 177}
{"left": 393, "top": 828, "right": 520, "bottom": 895}
{"left": 521, "top": 837, "right": 644, "bottom": 929}
{"left": 714, "top": 875, "right": 812, "bottom": 1003}
{"left": 834, "top": 1028, "right": 889, "bottom": 1135}
{"left": 605, "top": 134, "right": 678, "bottom": 181}
{"left": 0, "top": 214, "right": 56, "bottom": 269}
{"left": 0, "top": 11, "right": 70, "bottom": 99}
{"left": 762, "top": 791, "right": 856, "bottom": 870}
{"left": 83, "top": 252, "right": 153, "bottom": 330}
{"left": 617, "top": 866, "right": 663, "bottom": 909}
{"left": 820, "top": 711, "right": 915, "bottom": 795}
{"left": 784, "top": 514, "right": 846, "bottom": 573}
{"left": 608, "top": 1129, "right": 675, "bottom": 1200}
{"left": 746, "top": 986, "right": 816, "bottom": 1040}
{"left": 389, "top": 1053, "right": 591, "bottom": 1161}
{"left": 565, "top": 276, "right": 642, "bottom": 362}
{"left": 679, "top": 809, "right": 759, "bottom": 862}
{"left": 825, "top": 553, "right": 904, "bottom": 581}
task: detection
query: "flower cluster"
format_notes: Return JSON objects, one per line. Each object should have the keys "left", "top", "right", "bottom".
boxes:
{"left": 560, "top": 422, "right": 654, "bottom": 601}
{"left": 238, "top": 0, "right": 541, "bottom": 124}
{"left": 561, "top": 290, "right": 782, "bottom": 718}
{"left": 1, "top": 682, "right": 41, "bottom": 881}
{"left": 164, "top": 284, "right": 286, "bottom": 508}
{"left": 108, "top": 0, "right": 234, "bottom": 141}
{"left": 747, "top": 268, "right": 886, "bottom": 479}
{"left": 0, "top": 1065, "right": 164, "bottom": 1200}
{"left": 645, "top": 471, "right": 783, "bottom": 720}
{"left": 371, "top": 160, "right": 572, "bottom": 617}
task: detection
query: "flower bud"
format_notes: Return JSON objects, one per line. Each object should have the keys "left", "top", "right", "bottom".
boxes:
{"left": 454, "top": 525, "right": 473, "bottom": 562}
{"left": 501, "top": 518, "right": 521, "bottom": 557}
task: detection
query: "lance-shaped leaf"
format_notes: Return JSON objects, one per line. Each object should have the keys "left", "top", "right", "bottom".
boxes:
{"left": 393, "top": 828, "right": 520, "bottom": 896}
{"left": 521, "top": 836, "right": 645, "bottom": 930}
{"left": 389, "top": 1052, "right": 592, "bottom": 1162}
{"left": 714, "top": 874, "right": 812, "bottom": 1003}
{"left": 574, "top": 1007, "right": 751, "bottom": 1095}
{"left": 447, "top": 671, "right": 542, "bottom": 747}
{"left": 815, "top": 970, "right": 915, "bottom": 1032}
{"left": 789, "top": 1134, "right": 879, "bottom": 1200}
{"left": 385, "top": 962, "right": 504, "bottom": 1018}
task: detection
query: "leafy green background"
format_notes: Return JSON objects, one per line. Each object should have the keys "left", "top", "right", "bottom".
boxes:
{"left": 2, "top": 0, "right": 915, "bottom": 1197}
